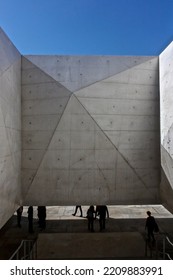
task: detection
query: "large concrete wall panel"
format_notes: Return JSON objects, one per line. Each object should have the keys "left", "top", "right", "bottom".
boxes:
{"left": 75, "top": 58, "right": 160, "bottom": 204}
{"left": 23, "top": 64, "right": 160, "bottom": 206}
{"left": 21, "top": 56, "right": 161, "bottom": 206}
{"left": 21, "top": 57, "right": 71, "bottom": 200}
{"left": 160, "top": 42, "right": 173, "bottom": 212}
{"left": 0, "top": 28, "right": 21, "bottom": 228}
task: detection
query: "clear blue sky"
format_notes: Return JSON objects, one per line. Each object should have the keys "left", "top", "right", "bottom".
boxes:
{"left": 0, "top": 0, "right": 173, "bottom": 55}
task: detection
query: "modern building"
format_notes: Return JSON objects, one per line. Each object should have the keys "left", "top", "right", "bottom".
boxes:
{"left": 0, "top": 27, "right": 173, "bottom": 230}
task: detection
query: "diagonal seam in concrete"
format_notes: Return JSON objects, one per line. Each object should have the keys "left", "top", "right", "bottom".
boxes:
{"left": 23, "top": 92, "right": 72, "bottom": 200}
{"left": 22, "top": 57, "right": 159, "bottom": 201}
{"left": 24, "top": 55, "right": 157, "bottom": 92}
{"left": 22, "top": 56, "right": 72, "bottom": 93}
{"left": 73, "top": 57, "right": 158, "bottom": 93}
{"left": 73, "top": 94, "right": 157, "bottom": 197}
{"left": 22, "top": 59, "right": 72, "bottom": 200}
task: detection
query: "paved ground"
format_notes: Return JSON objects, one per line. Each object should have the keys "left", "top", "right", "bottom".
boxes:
{"left": 0, "top": 205, "right": 173, "bottom": 260}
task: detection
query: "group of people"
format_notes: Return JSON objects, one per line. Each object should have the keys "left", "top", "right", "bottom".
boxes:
{"left": 73, "top": 206, "right": 160, "bottom": 241}
{"left": 17, "top": 205, "right": 159, "bottom": 242}
{"left": 87, "top": 205, "right": 109, "bottom": 232}
{"left": 16, "top": 206, "right": 46, "bottom": 233}
{"left": 72, "top": 205, "right": 109, "bottom": 232}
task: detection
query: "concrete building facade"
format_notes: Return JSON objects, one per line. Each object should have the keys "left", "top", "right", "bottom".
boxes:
{"left": 0, "top": 27, "right": 173, "bottom": 229}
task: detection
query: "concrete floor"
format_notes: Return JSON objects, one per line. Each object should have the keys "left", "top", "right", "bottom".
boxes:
{"left": 0, "top": 205, "right": 173, "bottom": 260}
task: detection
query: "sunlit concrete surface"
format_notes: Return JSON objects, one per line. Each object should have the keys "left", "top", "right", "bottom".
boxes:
{"left": 160, "top": 42, "right": 173, "bottom": 213}
{"left": 22, "top": 205, "right": 173, "bottom": 220}
{"left": 0, "top": 28, "right": 21, "bottom": 228}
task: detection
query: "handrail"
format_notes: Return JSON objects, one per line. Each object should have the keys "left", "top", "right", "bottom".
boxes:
{"left": 162, "top": 234, "right": 173, "bottom": 260}
{"left": 9, "top": 239, "right": 37, "bottom": 260}
{"left": 165, "top": 236, "right": 173, "bottom": 247}
{"left": 145, "top": 232, "right": 173, "bottom": 260}
{"left": 162, "top": 252, "right": 172, "bottom": 260}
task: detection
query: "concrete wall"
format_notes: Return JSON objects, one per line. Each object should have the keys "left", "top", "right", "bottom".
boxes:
{"left": 160, "top": 42, "right": 173, "bottom": 212}
{"left": 22, "top": 55, "right": 160, "bottom": 206}
{"left": 0, "top": 27, "right": 168, "bottom": 227}
{"left": 0, "top": 28, "right": 21, "bottom": 228}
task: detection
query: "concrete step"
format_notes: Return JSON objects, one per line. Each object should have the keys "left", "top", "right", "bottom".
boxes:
{"left": 36, "top": 232, "right": 145, "bottom": 260}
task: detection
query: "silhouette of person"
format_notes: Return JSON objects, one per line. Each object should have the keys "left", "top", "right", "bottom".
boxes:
{"left": 96, "top": 205, "right": 109, "bottom": 231}
{"left": 27, "top": 206, "right": 33, "bottom": 233}
{"left": 72, "top": 205, "right": 83, "bottom": 217}
{"left": 16, "top": 206, "right": 23, "bottom": 228}
{"left": 87, "top": 205, "right": 95, "bottom": 232}
{"left": 37, "top": 206, "right": 46, "bottom": 229}
{"left": 145, "top": 211, "right": 156, "bottom": 243}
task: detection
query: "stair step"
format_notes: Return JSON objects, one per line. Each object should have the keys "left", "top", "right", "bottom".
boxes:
{"left": 37, "top": 232, "right": 145, "bottom": 259}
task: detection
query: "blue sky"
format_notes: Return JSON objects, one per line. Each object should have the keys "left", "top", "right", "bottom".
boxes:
{"left": 0, "top": 0, "right": 173, "bottom": 55}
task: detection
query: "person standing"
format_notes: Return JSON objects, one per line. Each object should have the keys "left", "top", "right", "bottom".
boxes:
{"left": 145, "top": 211, "right": 156, "bottom": 243}
{"left": 27, "top": 206, "right": 33, "bottom": 233}
{"left": 16, "top": 206, "right": 23, "bottom": 228}
{"left": 96, "top": 205, "right": 109, "bottom": 231}
{"left": 87, "top": 205, "right": 95, "bottom": 232}
{"left": 37, "top": 206, "right": 46, "bottom": 230}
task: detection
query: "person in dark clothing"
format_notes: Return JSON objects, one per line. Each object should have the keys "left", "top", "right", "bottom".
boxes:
{"left": 37, "top": 206, "right": 46, "bottom": 229}
{"left": 145, "top": 211, "right": 156, "bottom": 243}
{"left": 27, "top": 206, "right": 33, "bottom": 233}
{"left": 96, "top": 205, "right": 109, "bottom": 231}
{"left": 87, "top": 205, "right": 95, "bottom": 232}
{"left": 16, "top": 206, "right": 23, "bottom": 228}
{"left": 72, "top": 205, "right": 83, "bottom": 217}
